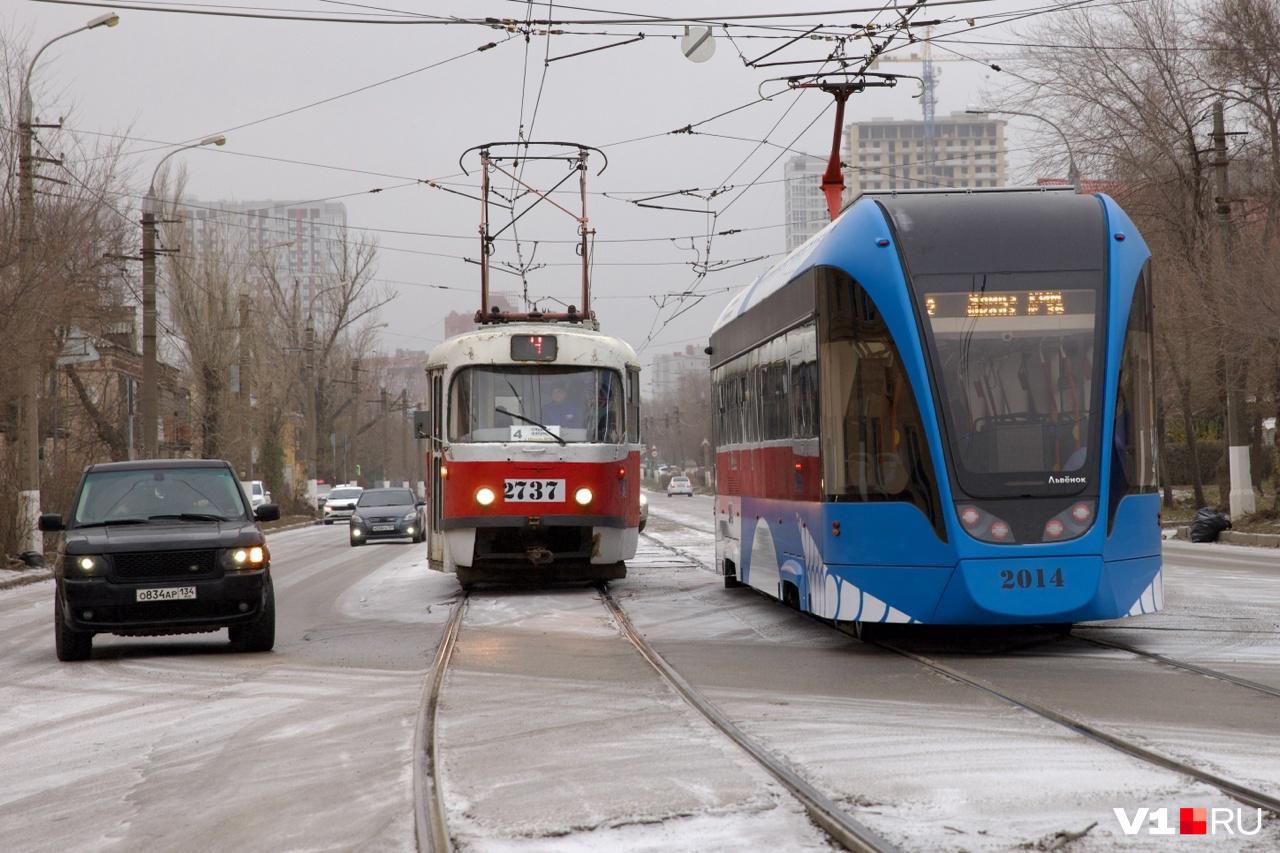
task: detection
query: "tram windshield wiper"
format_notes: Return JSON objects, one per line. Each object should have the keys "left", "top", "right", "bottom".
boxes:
{"left": 496, "top": 406, "right": 567, "bottom": 446}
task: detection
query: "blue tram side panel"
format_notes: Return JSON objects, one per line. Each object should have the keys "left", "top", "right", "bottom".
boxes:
{"left": 709, "top": 189, "right": 1162, "bottom": 626}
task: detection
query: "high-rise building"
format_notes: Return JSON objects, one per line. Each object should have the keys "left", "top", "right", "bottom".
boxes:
{"left": 442, "top": 292, "right": 522, "bottom": 339}
{"left": 651, "top": 345, "right": 709, "bottom": 398}
{"left": 162, "top": 199, "right": 347, "bottom": 366}
{"left": 845, "top": 112, "right": 1007, "bottom": 196}
{"left": 181, "top": 199, "right": 348, "bottom": 305}
{"left": 783, "top": 155, "right": 830, "bottom": 251}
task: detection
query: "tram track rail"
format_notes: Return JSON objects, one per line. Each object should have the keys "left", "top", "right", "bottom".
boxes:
{"left": 1070, "top": 631, "right": 1280, "bottom": 700}
{"left": 599, "top": 583, "right": 899, "bottom": 853}
{"left": 414, "top": 595, "right": 466, "bottom": 853}
{"left": 877, "top": 642, "right": 1280, "bottom": 815}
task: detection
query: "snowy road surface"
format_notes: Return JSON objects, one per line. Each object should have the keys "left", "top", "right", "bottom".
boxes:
{"left": 0, "top": 499, "right": 1277, "bottom": 851}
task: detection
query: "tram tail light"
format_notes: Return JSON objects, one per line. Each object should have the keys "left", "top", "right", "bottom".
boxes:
{"left": 475, "top": 487, "right": 496, "bottom": 506}
{"left": 617, "top": 467, "right": 626, "bottom": 479}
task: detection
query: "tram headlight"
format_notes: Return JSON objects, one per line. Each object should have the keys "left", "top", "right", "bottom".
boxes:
{"left": 574, "top": 487, "right": 594, "bottom": 506}
{"left": 955, "top": 504, "right": 1016, "bottom": 544}
{"left": 1042, "top": 500, "right": 1096, "bottom": 543}
{"left": 475, "top": 487, "right": 497, "bottom": 506}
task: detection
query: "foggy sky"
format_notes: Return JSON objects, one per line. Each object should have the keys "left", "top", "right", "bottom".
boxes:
{"left": 6, "top": 0, "right": 1044, "bottom": 374}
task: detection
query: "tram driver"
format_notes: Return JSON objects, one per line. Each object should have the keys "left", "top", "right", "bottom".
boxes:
{"left": 542, "top": 380, "right": 586, "bottom": 431}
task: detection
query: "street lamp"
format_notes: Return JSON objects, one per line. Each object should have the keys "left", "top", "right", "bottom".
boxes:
{"left": 14, "top": 13, "right": 119, "bottom": 565}
{"left": 966, "top": 108, "right": 1081, "bottom": 193}
{"left": 140, "top": 134, "right": 227, "bottom": 460}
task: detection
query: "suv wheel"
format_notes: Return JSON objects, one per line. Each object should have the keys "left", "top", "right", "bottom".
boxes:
{"left": 54, "top": 595, "right": 93, "bottom": 662}
{"left": 229, "top": 577, "right": 275, "bottom": 653}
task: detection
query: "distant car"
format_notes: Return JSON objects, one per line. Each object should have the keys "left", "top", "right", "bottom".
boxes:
{"left": 244, "top": 480, "right": 271, "bottom": 509}
{"left": 323, "top": 486, "right": 363, "bottom": 524}
{"left": 39, "top": 458, "right": 280, "bottom": 661}
{"left": 349, "top": 488, "right": 425, "bottom": 546}
{"left": 313, "top": 483, "right": 332, "bottom": 511}
{"left": 667, "top": 476, "right": 694, "bottom": 497}
{"left": 639, "top": 493, "right": 649, "bottom": 532}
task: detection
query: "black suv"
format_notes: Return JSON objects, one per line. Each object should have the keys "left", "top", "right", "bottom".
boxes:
{"left": 40, "top": 459, "right": 281, "bottom": 661}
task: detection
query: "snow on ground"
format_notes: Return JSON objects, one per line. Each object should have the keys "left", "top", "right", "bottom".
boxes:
{"left": 626, "top": 518, "right": 1280, "bottom": 851}
{"left": 438, "top": 590, "right": 833, "bottom": 852}
{"left": 0, "top": 528, "right": 444, "bottom": 853}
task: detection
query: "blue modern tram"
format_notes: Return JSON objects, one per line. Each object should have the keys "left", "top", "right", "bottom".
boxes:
{"left": 708, "top": 188, "right": 1160, "bottom": 626}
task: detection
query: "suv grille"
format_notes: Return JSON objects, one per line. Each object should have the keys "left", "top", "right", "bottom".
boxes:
{"left": 112, "top": 549, "right": 219, "bottom": 581}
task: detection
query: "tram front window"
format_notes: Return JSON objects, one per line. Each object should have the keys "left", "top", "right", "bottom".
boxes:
{"left": 915, "top": 272, "right": 1104, "bottom": 498}
{"left": 450, "top": 366, "right": 623, "bottom": 443}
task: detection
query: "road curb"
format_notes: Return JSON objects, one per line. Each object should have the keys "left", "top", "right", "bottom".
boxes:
{"left": 1170, "top": 525, "right": 1280, "bottom": 548}
{"left": 0, "top": 570, "right": 53, "bottom": 592}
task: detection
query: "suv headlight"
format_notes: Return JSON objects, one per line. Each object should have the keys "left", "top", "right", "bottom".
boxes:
{"left": 66, "top": 555, "right": 103, "bottom": 577}
{"left": 350, "top": 513, "right": 363, "bottom": 525}
{"left": 222, "top": 545, "right": 268, "bottom": 570}
{"left": 402, "top": 511, "right": 416, "bottom": 521}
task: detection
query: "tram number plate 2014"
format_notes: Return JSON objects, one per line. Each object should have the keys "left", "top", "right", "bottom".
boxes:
{"left": 1000, "top": 568, "right": 1065, "bottom": 590}
{"left": 503, "top": 479, "right": 565, "bottom": 502}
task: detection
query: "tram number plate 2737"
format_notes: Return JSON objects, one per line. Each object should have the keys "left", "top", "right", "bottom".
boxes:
{"left": 503, "top": 479, "right": 565, "bottom": 502}
{"left": 1000, "top": 567, "right": 1065, "bottom": 590}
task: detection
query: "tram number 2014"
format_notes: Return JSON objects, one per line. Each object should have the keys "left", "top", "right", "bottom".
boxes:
{"left": 1000, "top": 567, "right": 1065, "bottom": 590}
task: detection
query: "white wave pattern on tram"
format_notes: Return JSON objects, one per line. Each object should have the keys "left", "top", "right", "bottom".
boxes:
{"left": 798, "top": 516, "right": 918, "bottom": 624}
{"left": 1126, "top": 569, "right": 1165, "bottom": 616}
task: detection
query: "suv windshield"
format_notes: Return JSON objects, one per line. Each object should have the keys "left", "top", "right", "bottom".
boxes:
{"left": 73, "top": 467, "right": 248, "bottom": 526}
{"left": 358, "top": 490, "right": 414, "bottom": 507}
{"left": 450, "top": 366, "right": 623, "bottom": 444}
{"left": 329, "top": 489, "right": 362, "bottom": 501}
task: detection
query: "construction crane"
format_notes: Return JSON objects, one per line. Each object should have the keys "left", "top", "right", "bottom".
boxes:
{"left": 869, "top": 29, "right": 1015, "bottom": 183}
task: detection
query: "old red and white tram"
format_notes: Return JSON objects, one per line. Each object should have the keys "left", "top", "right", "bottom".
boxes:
{"left": 422, "top": 323, "right": 642, "bottom": 586}
{"left": 419, "top": 142, "right": 642, "bottom": 587}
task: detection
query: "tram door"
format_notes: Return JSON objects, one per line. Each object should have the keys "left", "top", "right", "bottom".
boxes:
{"left": 427, "top": 368, "right": 445, "bottom": 570}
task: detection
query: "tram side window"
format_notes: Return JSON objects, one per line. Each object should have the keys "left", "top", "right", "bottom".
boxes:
{"left": 787, "top": 324, "right": 818, "bottom": 439}
{"left": 627, "top": 368, "right": 641, "bottom": 443}
{"left": 817, "top": 266, "right": 943, "bottom": 531}
{"left": 1110, "top": 265, "right": 1158, "bottom": 528}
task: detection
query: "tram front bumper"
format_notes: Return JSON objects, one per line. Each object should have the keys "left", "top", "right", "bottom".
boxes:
{"left": 929, "top": 554, "right": 1162, "bottom": 624}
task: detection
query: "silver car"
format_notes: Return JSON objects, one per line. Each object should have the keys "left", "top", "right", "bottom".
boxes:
{"left": 667, "top": 476, "right": 694, "bottom": 497}
{"left": 323, "top": 486, "right": 363, "bottom": 524}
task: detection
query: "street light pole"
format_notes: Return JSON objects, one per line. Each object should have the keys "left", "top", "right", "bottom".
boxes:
{"left": 140, "top": 133, "right": 226, "bottom": 459}
{"left": 14, "top": 13, "right": 119, "bottom": 565}
{"left": 966, "top": 108, "right": 1081, "bottom": 192}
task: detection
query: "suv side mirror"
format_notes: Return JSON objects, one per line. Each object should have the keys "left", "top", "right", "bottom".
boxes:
{"left": 254, "top": 504, "right": 281, "bottom": 523}
{"left": 38, "top": 513, "right": 65, "bottom": 532}
{"left": 416, "top": 500, "right": 426, "bottom": 508}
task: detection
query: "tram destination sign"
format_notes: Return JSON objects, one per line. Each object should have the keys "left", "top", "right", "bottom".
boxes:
{"left": 925, "top": 289, "right": 1092, "bottom": 319}
{"left": 511, "top": 334, "right": 557, "bottom": 362}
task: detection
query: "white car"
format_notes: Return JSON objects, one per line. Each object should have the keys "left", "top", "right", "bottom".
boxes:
{"left": 245, "top": 480, "right": 272, "bottom": 509}
{"left": 667, "top": 476, "right": 694, "bottom": 497}
{"left": 638, "top": 493, "right": 648, "bottom": 532}
{"left": 323, "top": 486, "right": 363, "bottom": 524}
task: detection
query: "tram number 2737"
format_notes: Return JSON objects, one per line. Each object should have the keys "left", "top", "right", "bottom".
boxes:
{"left": 1001, "top": 567, "right": 1066, "bottom": 590}
{"left": 503, "top": 479, "right": 566, "bottom": 502}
